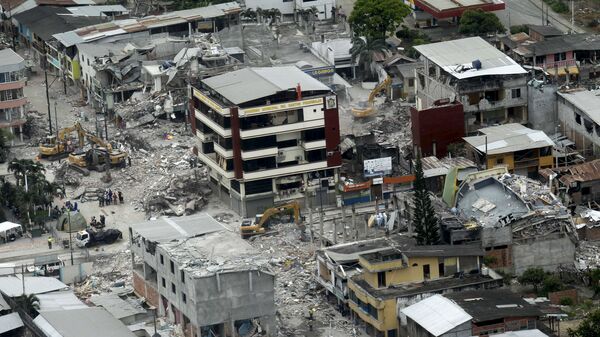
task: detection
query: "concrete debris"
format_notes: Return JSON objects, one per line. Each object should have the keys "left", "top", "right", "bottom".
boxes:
{"left": 114, "top": 91, "right": 186, "bottom": 128}
{"left": 576, "top": 241, "right": 600, "bottom": 270}
{"left": 143, "top": 170, "right": 211, "bottom": 216}
{"left": 357, "top": 102, "right": 412, "bottom": 149}
{"left": 75, "top": 250, "right": 135, "bottom": 299}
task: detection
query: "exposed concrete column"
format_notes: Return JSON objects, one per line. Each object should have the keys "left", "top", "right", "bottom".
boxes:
{"left": 351, "top": 207, "right": 357, "bottom": 240}
{"left": 341, "top": 205, "right": 347, "bottom": 242}
{"left": 19, "top": 125, "right": 22, "bottom": 142}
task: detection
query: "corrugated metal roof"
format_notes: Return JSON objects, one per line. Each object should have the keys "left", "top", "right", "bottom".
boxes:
{"left": 37, "top": 290, "right": 87, "bottom": 311}
{"left": 558, "top": 159, "right": 600, "bottom": 186}
{"left": 90, "top": 293, "right": 145, "bottom": 320}
{"left": 202, "top": 66, "right": 331, "bottom": 105}
{"left": 414, "top": 37, "right": 526, "bottom": 79}
{"left": 487, "top": 329, "right": 548, "bottom": 337}
{"left": 0, "top": 276, "right": 69, "bottom": 297}
{"left": 66, "top": 5, "right": 128, "bottom": 17}
{"left": 463, "top": 123, "right": 554, "bottom": 155}
{"left": 401, "top": 294, "right": 472, "bottom": 336}
{"left": 130, "top": 213, "right": 225, "bottom": 243}
{"left": 0, "top": 313, "right": 23, "bottom": 334}
{"left": 34, "top": 308, "right": 136, "bottom": 337}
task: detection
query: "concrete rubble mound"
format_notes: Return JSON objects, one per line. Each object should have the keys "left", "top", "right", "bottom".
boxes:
{"left": 143, "top": 170, "right": 211, "bottom": 216}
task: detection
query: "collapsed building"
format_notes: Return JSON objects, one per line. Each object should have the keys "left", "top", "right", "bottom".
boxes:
{"left": 129, "top": 213, "right": 276, "bottom": 337}
{"left": 452, "top": 168, "right": 578, "bottom": 275}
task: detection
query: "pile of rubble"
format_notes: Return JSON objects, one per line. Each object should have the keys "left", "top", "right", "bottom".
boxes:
{"left": 144, "top": 169, "right": 211, "bottom": 216}
{"left": 361, "top": 102, "right": 412, "bottom": 148}
{"left": 499, "top": 174, "right": 559, "bottom": 207}
{"left": 576, "top": 241, "right": 600, "bottom": 270}
{"left": 250, "top": 225, "right": 358, "bottom": 337}
{"left": 75, "top": 250, "right": 134, "bottom": 299}
{"left": 115, "top": 91, "right": 185, "bottom": 129}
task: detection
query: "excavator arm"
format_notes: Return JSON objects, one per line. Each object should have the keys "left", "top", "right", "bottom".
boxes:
{"left": 352, "top": 75, "right": 392, "bottom": 118}
{"left": 241, "top": 201, "right": 302, "bottom": 238}
{"left": 367, "top": 76, "right": 392, "bottom": 105}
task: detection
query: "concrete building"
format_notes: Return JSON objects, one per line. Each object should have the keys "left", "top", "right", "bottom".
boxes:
{"left": 414, "top": 37, "right": 528, "bottom": 136}
{"left": 346, "top": 242, "right": 502, "bottom": 337}
{"left": 129, "top": 214, "right": 276, "bottom": 337}
{"left": 557, "top": 89, "right": 600, "bottom": 159}
{"left": 400, "top": 289, "right": 543, "bottom": 337}
{"left": 190, "top": 66, "right": 342, "bottom": 216}
{"left": 0, "top": 49, "right": 26, "bottom": 144}
{"left": 404, "top": 0, "right": 505, "bottom": 28}
{"left": 453, "top": 170, "right": 578, "bottom": 275}
{"left": 463, "top": 123, "right": 555, "bottom": 176}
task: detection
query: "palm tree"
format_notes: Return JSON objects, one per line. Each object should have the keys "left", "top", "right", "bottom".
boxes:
{"left": 256, "top": 7, "right": 263, "bottom": 24}
{"left": 241, "top": 8, "right": 257, "bottom": 22}
{"left": 350, "top": 36, "right": 389, "bottom": 80}
{"left": 15, "top": 294, "right": 40, "bottom": 317}
{"left": 8, "top": 159, "right": 44, "bottom": 188}
{"left": 264, "top": 8, "right": 281, "bottom": 26}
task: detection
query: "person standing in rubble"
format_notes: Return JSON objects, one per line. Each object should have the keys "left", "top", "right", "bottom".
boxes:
{"left": 118, "top": 191, "right": 123, "bottom": 204}
{"left": 104, "top": 190, "right": 110, "bottom": 206}
{"left": 113, "top": 192, "right": 118, "bottom": 205}
{"left": 108, "top": 190, "right": 113, "bottom": 205}
{"left": 99, "top": 214, "right": 105, "bottom": 227}
{"left": 99, "top": 194, "right": 104, "bottom": 207}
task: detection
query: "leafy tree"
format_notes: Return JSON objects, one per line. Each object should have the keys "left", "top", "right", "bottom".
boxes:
{"left": 412, "top": 153, "right": 440, "bottom": 245}
{"left": 568, "top": 309, "right": 600, "bottom": 337}
{"left": 589, "top": 269, "right": 600, "bottom": 298}
{"left": 0, "top": 129, "right": 11, "bottom": 163}
{"left": 349, "top": 0, "right": 411, "bottom": 40}
{"left": 510, "top": 25, "right": 529, "bottom": 35}
{"left": 541, "top": 275, "right": 563, "bottom": 296}
{"left": 458, "top": 9, "right": 505, "bottom": 36}
{"left": 8, "top": 159, "right": 44, "bottom": 187}
{"left": 15, "top": 294, "right": 40, "bottom": 317}
{"left": 518, "top": 267, "right": 546, "bottom": 293}
{"left": 241, "top": 8, "right": 257, "bottom": 22}
{"left": 350, "top": 36, "right": 389, "bottom": 80}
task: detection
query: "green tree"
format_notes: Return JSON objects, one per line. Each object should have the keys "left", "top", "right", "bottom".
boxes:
{"left": 568, "top": 309, "right": 600, "bottom": 337}
{"left": 412, "top": 154, "right": 440, "bottom": 245}
{"left": 15, "top": 294, "right": 40, "bottom": 317}
{"left": 458, "top": 9, "right": 505, "bottom": 36}
{"left": 350, "top": 36, "right": 389, "bottom": 80}
{"left": 8, "top": 159, "right": 44, "bottom": 187}
{"left": 349, "top": 0, "right": 411, "bottom": 40}
{"left": 589, "top": 269, "right": 600, "bottom": 298}
{"left": 510, "top": 25, "right": 529, "bottom": 35}
{"left": 518, "top": 267, "right": 546, "bottom": 293}
{"left": 0, "top": 129, "right": 11, "bottom": 163}
{"left": 541, "top": 275, "right": 563, "bottom": 296}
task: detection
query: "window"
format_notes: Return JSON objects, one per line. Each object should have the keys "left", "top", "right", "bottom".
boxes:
{"left": 511, "top": 88, "right": 521, "bottom": 99}
{"left": 423, "top": 264, "right": 430, "bottom": 280}
{"left": 182, "top": 292, "right": 187, "bottom": 303}
{"left": 377, "top": 272, "right": 386, "bottom": 287}
{"left": 170, "top": 260, "right": 175, "bottom": 274}
{"left": 0, "top": 73, "right": 5, "bottom": 83}
{"left": 161, "top": 277, "right": 166, "bottom": 287}
{"left": 408, "top": 78, "right": 414, "bottom": 87}
{"left": 181, "top": 270, "right": 185, "bottom": 283}
{"left": 160, "top": 254, "right": 164, "bottom": 265}
{"left": 387, "top": 329, "right": 397, "bottom": 337}
{"left": 582, "top": 187, "right": 591, "bottom": 195}
{"left": 554, "top": 52, "right": 566, "bottom": 62}
{"left": 496, "top": 158, "right": 504, "bottom": 164}
{"left": 171, "top": 282, "right": 176, "bottom": 294}
{"left": 575, "top": 113, "right": 582, "bottom": 125}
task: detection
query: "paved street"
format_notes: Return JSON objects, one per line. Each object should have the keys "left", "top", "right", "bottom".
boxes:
{"left": 497, "top": 0, "right": 586, "bottom": 33}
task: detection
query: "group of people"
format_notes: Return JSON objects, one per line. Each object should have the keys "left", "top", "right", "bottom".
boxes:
{"left": 90, "top": 215, "right": 106, "bottom": 228}
{"left": 99, "top": 189, "right": 123, "bottom": 207}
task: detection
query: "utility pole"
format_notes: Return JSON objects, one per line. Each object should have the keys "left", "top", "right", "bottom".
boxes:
{"left": 54, "top": 101, "right": 58, "bottom": 137}
{"left": 68, "top": 210, "right": 73, "bottom": 265}
{"left": 571, "top": 0, "right": 575, "bottom": 34}
{"left": 541, "top": 1, "right": 544, "bottom": 25}
{"left": 43, "top": 47, "right": 53, "bottom": 135}
{"left": 103, "top": 104, "right": 109, "bottom": 141}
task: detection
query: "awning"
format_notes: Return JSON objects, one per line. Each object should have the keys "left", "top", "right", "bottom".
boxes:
{"left": 547, "top": 67, "right": 567, "bottom": 76}
{"left": 567, "top": 66, "right": 579, "bottom": 75}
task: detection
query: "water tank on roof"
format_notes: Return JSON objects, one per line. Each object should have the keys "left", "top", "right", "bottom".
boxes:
{"left": 472, "top": 59, "right": 482, "bottom": 70}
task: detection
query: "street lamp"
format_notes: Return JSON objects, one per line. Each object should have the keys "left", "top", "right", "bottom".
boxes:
{"left": 67, "top": 210, "right": 73, "bottom": 265}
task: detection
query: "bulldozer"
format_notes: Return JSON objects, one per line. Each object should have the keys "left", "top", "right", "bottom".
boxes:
{"left": 68, "top": 132, "right": 128, "bottom": 171}
{"left": 351, "top": 75, "right": 392, "bottom": 118}
{"left": 240, "top": 201, "right": 304, "bottom": 239}
{"left": 38, "top": 122, "right": 85, "bottom": 160}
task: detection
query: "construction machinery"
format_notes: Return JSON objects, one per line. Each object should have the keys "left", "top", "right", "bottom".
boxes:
{"left": 351, "top": 75, "right": 392, "bottom": 118}
{"left": 240, "top": 201, "right": 303, "bottom": 239}
{"left": 68, "top": 132, "right": 128, "bottom": 171}
{"left": 38, "top": 122, "right": 86, "bottom": 159}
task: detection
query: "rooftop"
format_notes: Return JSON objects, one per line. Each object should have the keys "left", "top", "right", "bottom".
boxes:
{"left": 414, "top": 0, "right": 505, "bottom": 18}
{"left": 414, "top": 37, "right": 526, "bottom": 79}
{"left": 446, "top": 289, "right": 543, "bottom": 322}
{"left": 201, "top": 66, "right": 331, "bottom": 105}
{"left": 13, "top": 6, "right": 104, "bottom": 41}
{"left": 527, "top": 24, "right": 563, "bottom": 37}
{"left": 321, "top": 235, "right": 414, "bottom": 264}
{"left": 557, "top": 89, "right": 600, "bottom": 125}
{"left": 34, "top": 308, "right": 136, "bottom": 337}
{"left": 352, "top": 273, "right": 499, "bottom": 300}
{"left": 401, "top": 294, "right": 472, "bottom": 337}
{"left": 129, "top": 213, "right": 225, "bottom": 243}
{"left": 37, "top": 290, "right": 87, "bottom": 311}
{"left": 90, "top": 293, "right": 146, "bottom": 320}
{"left": 53, "top": 2, "right": 242, "bottom": 47}
{"left": 491, "top": 330, "right": 548, "bottom": 337}
{"left": 557, "top": 159, "right": 600, "bottom": 186}
{"left": 0, "top": 49, "right": 24, "bottom": 70}
{"left": 0, "top": 275, "right": 69, "bottom": 297}
{"left": 517, "top": 33, "right": 600, "bottom": 56}
{"left": 65, "top": 5, "right": 128, "bottom": 17}
{"left": 463, "top": 123, "right": 554, "bottom": 155}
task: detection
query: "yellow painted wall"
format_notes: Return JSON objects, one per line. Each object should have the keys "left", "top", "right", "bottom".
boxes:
{"left": 348, "top": 281, "right": 399, "bottom": 333}
{"left": 486, "top": 153, "right": 515, "bottom": 171}
{"left": 359, "top": 257, "right": 405, "bottom": 274}
{"left": 362, "top": 256, "right": 440, "bottom": 289}
{"left": 539, "top": 155, "right": 554, "bottom": 168}
{"left": 71, "top": 60, "right": 80, "bottom": 80}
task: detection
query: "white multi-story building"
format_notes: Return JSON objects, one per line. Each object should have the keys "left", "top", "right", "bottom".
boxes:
{"left": 191, "top": 66, "right": 342, "bottom": 216}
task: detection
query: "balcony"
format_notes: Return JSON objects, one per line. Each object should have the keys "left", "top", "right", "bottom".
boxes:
{"left": 193, "top": 88, "right": 230, "bottom": 116}
{"left": 0, "top": 117, "right": 26, "bottom": 127}
{"left": 240, "top": 119, "right": 324, "bottom": 139}
{"left": 243, "top": 160, "right": 328, "bottom": 180}
{"left": 197, "top": 152, "right": 234, "bottom": 179}
{"left": 0, "top": 80, "right": 25, "bottom": 91}
{"left": 195, "top": 109, "right": 231, "bottom": 137}
{"left": 542, "top": 59, "right": 577, "bottom": 69}
{"left": 302, "top": 139, "right": 326, "bottom": 150}
{"left": 0, "top": 97, "right": 27, "bottom": 110}
{"left": 214, "top": 142, "right": 233, "bottom": 158}
{"left": 241, "top": 147, "right": 278, "bottom": 160}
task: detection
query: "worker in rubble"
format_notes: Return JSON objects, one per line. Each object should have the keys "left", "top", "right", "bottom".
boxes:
{"left": 47, "top": 236, "right": 53, "bottom": 250}
{"left": 90, "top": 216, "right": 97, "bottom": 227}
{"left": 99, "top": 215, "right": 106, "bottom": 227}
{"left": 118, "top": 191, "right": 123, "bottom": 204}
{"left": 113, "top": 191, "right": 118, "bottom": 205}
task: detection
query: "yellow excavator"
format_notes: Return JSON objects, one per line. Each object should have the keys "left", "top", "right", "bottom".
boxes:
{"left": 240, "top": 201, "right": 303, "bottom": 239}
{"left": 68, "top": 132, "right": 128, "bottom": 170}
{"left": 38, "top": 122, "right": 86, "bottom": 159}
{"left": 351, "top": 75, "right": 392, "bottom": 118}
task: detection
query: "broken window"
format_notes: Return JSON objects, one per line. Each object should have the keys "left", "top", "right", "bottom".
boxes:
{"left": 584, "top": 119, "right": 594, "bottom": 134}
{"left": 161, "top": 277, "right": 166, "bottom": 287}
{"left": 171, "top": 282, "right": 176, "bottom": 294}
{"left": 377, "top": 272, "right": 386, "bottom": 287}
{"left": 170, "top": 260, "right": 175, "bottom": 274}
{"left": 575, "top": 113, "right": 582, "bottom": 125}
{"left": 582, "top": 187, "right": 591, "bottom": 195}
{"left": 160, "top": 254, "right": 164, "bottom": 265}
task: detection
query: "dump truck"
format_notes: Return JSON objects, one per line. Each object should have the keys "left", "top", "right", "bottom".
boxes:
{"left": 240, "top": 201, "right": 304, "bottom": 239}
{"left": 75, "top": 228, "right": 122, "bottom": 248}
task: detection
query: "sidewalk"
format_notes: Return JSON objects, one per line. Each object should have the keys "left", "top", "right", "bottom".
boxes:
{"left": 0, "top": 234, "right": 70, "bottom": 263}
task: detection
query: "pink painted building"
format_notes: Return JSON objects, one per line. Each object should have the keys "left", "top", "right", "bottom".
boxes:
{"left": 0, "top": 48, "right": 26, "bottom": 144}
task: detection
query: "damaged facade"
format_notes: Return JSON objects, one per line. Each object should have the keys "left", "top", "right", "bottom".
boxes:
{"left": 191, "top": 66, "right": 342, "bottom": 216}
{"left": 129, "top": 213, "right": 276, "bottom": 337}
{"left": 0, "top": 48, "right": 26, "bottom": 144}
{"left": 414, "top": 37, "right": 528, "bottom": 146}
{"left": 453, "top": 169, "right": 578, "bottom": 275}
{"left": 557, "top": 88, "right": 600, "bottom": 159}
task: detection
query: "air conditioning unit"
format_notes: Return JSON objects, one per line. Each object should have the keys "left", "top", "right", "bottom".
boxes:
{"left": 295, "top": 156, "right": 302, "bottom": 161}
{"left": 277, "top": 155, "right": 286, "bottom": 162}
{"left": 278, "top": 150, "right": 284, "bottom": 156}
